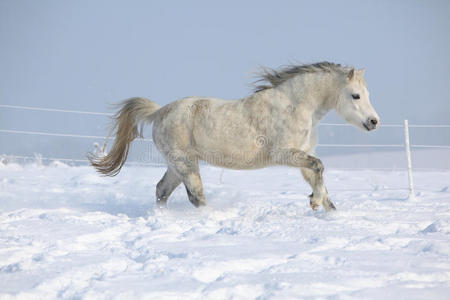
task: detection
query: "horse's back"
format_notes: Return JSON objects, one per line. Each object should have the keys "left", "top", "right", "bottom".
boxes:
{"left": 151, "top": 96, "right": 235, "bottom": 153}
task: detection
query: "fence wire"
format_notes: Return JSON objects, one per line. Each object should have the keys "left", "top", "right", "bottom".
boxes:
{"left": 1, "top": 103, "right": 450, "bottom": 167}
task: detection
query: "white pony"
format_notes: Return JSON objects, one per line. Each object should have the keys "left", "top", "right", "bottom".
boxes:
{"left": 89, "top": 62, "right": 379, "bottom": 211}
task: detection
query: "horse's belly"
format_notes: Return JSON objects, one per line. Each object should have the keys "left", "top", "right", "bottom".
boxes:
{"left": 195, "top": 133, "right": 270, "bottom": 170}
{"left": 199, "top": 149, "right": 269, "bottom": 170}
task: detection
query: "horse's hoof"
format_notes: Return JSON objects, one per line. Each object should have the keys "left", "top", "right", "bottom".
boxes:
{"left": 156, "top": 200, "right": 167, "bottom": 209}
{"left": 328, "top": 201, "right": 337, "bottom": 211}
{"left": 310, "top": 202, "right": 319, "bottom": 211}
{"left": 191, "top": 199, "right": 207, "bottom": 208}
{"left": 197, "top": 201, "right": 207, "bottom": 208}
{"left": 308, "top": 193, "right": 319, "bottom": 210}
{"left": 323, "top": 196, "right": 337, "bottom": 212}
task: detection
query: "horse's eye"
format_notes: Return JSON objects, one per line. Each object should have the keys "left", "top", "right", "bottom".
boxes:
{"left": 352, "top": 94, "right": 360, "bottom": 100}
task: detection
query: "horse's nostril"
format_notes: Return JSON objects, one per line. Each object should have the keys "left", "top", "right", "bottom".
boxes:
{"left": 370, "top": 118, "right": 378, "bottom": 126}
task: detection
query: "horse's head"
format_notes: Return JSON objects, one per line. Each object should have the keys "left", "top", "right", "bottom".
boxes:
{"left": 335, "top": 68, "right": 380, "bottom": 131}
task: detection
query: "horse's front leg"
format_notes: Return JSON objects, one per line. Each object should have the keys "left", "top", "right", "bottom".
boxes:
{"left": 271, "top": 149, "right": 334, "bottom": 212}
{"left": 301, "top": 168, "right": 336, "bottom": 211}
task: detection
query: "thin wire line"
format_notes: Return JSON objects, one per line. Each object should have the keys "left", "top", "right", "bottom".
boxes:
{"left": 2, "top": 104, "right": 450, "bottom": 128}
{"left": 411, "top": 144, "right": 450, "bottom": 149}
{"left": 3, "top": 155, "right": 160, "bottom": 166}
{"left": 0, "top": 104, "right": 113, "bottom": 116}
{"left": 317, "top": 143, "right": 404, "bottom": 147}
{"left": 408, "top": 124, "right": 450, "bottom": 128}
{"left": 319, "top": 123, "right": 403, "bottom": 127}
{"left": 0, "top": 129, "right": 153, "bottom": 142}
{"left": 320, "top": 123, "right": 450, "bottom": 128}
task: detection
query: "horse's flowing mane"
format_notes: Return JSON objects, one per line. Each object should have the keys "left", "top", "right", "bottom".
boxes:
{"left": 254, "top": 61, "right": 346, "bottom": 92}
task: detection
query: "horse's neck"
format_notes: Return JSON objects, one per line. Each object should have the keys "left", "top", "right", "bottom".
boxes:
{"left": 282, "top": 73, "right": 339, "bottom": 125}
{"left": 311, "top": 107, "right": 330, "bottom": 127}
{"left": 239, "top": 73, "right": 339, "bottom": 127}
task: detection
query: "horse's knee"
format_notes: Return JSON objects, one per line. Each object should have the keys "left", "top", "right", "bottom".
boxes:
{"left": 308, "top": 157, "right": 324, "bottom": 173}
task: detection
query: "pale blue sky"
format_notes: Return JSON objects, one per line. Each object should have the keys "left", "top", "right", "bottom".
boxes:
{"left": 1, "top": 0, "right": 449, "bottom": 158}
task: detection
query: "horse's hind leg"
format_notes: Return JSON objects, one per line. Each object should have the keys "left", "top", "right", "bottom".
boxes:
{"left": 301, "top": 167, "right": 336, "bottom": 211}
{"left": 169, "top": 159, "right": 206, "bottom": 208}
{"left": 156, "top": 167, "right": 181, "bottom": 207}
{"left": 182, "top": 172, "right": 206, "bottom": 207}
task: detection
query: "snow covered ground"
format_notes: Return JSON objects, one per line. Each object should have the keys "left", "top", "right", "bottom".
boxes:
{"left": 0, "top": 162, "right": 449, "bottom": 299}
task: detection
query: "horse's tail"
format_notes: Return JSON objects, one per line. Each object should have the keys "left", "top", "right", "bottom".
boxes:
{"left": 88, "top": 97, "right": 161, "bottom": 176}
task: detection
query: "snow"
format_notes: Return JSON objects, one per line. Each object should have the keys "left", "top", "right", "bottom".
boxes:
{"left": 0, "top": 162, "right": 449, "bottom": 299}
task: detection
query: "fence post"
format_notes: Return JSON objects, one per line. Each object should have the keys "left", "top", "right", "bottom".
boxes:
{"left": 404, "top": 120, "right": 415, "bottom": 199}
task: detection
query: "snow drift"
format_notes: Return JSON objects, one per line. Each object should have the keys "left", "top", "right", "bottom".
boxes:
{"left": 0, "top": 163, "right": 449, "bottom": 299}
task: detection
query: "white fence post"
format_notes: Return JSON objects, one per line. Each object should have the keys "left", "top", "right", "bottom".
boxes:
{"left": 404, "top": 120, "right": 415, "bottom": 199}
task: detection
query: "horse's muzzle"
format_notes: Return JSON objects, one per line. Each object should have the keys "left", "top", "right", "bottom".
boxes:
{"left": 364, "top": 117, "right": 379, "bottom": 131}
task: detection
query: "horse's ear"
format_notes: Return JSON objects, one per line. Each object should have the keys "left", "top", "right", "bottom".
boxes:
{"left": 357, "top": 68, "right": 366, "bottom": 77}
{"left": 347, "top": 68, "right": 355, "bottom": 81}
